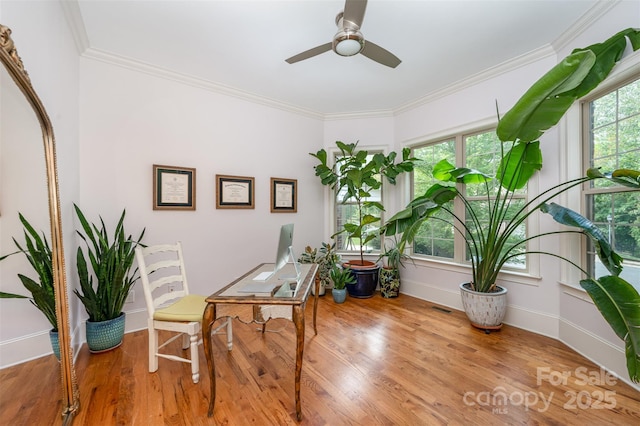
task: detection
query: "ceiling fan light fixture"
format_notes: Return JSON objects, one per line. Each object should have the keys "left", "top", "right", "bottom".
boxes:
{"left": 333, "top": 30, "right": 364, "bottom": 56}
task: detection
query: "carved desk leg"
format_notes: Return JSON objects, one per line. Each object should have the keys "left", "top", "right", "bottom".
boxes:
{"left": 203, "top": 303, "right": 217, "bottom": 417}
{"left": 292, "top": 303, "right": 305, "bottom": 421}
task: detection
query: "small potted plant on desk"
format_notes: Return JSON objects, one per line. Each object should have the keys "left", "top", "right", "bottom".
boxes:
{"left": 329, "top": 265, "right": 355, "bottom": 304}
{"left": 0, "top": 213, "right": 59, "bottom": 358}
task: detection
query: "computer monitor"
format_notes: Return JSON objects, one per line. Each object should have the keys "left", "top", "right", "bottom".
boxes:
{"left": 274, "top": 223, "right": 294, "bottom": 273}
{"left": 248, "top": 223, "right": 298, "bottom": 284}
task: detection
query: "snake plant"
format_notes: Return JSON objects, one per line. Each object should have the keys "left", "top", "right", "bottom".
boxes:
{"left": 73, "top": 204, "right": 145, "bottom": 322}
{"left": 0, "top": 213, "right": 57, "bottom": 331}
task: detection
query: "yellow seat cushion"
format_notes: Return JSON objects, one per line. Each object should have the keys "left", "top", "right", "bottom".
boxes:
{"left": 153, "top": 294, "right": 206, "bottom": 322}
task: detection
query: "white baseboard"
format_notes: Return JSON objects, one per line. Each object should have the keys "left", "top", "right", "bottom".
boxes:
{"left": 1, "top": 308, "right": 149, "bottom": 369}
{"left": 400, "top": 278, "right": 638, "bottom": 392}
{"left": 0, "top": 330, "right": 55, "bottom": 368}
{"left": 559, "top": 318, "right": 639, "bottom": 391}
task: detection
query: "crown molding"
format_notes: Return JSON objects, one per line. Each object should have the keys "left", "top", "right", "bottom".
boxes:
{"left": 552, "top": 0, "right": 620, "bottom": 53}
{"left": 392, "top": 44, "right": 556, "bottom": 116}
{"left": 60, "top": 0, "right": 90, "bottom": 54}
{"left": 82, "top": 47, "right": 324, "bottom": 120}
{"left": 324, "top": 109, "right": 395, "bottom": 121}
{"left": 67, "top": 0, "right": 617, "bottom": 122}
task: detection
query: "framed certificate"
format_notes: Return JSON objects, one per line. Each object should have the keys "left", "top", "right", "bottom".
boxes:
{"left": 270, "top": 177, "right": 297, "bottom": 213}
{"left": 153, "top": 165, "right": 196, "bottom": 210}
{"left": 216, "top": 174, "right": 255, "bottom": 209}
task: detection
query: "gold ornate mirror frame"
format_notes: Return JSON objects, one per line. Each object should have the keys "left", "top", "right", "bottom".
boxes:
{"left": 0, "top": 24, "right": 79, "bottom": 423}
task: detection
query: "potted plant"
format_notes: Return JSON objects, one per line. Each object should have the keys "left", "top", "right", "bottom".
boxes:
{"left": 310, "top": 141, "right": 417, "bottom": 298}
{"left": 0, "top": 213, "right": 60, "bottom": 358}
{"left": 382, "top": 28, "right": 640, "bottom": 378}
{"left": 329, "top": 265, "right": 355, "bottom": 304}
{"left": 73, "top": 204, "right": 145, "bottom": 353}
{"left": 298, "top": 241, "right": 341, "bottom": 296}
{"left": 377, "top": 236, "right": 412, "bottom": 298}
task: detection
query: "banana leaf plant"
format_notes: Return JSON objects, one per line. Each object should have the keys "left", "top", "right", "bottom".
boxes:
{"left": 74, "top": 204, "right": 145, "bottom": 322}
{"left": 382, "top": 28, "right": 640, "bottom": 381}
{"left": 0, "top": 213, "right": 57, "bottom": 331}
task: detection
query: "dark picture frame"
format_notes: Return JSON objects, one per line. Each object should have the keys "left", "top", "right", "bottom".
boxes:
{"left": 216, "top": 174, "right": 255, "bottom": 209}
{"left": 270, "top": 177, "right": 297, "bottom": 213}
{"left": 153, "top": 164, "right": 196, "bottom": 210}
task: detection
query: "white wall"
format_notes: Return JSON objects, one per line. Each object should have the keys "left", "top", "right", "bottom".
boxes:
{"left": 0, "top": 0, "right": 80, "bottom": 365}
{"left": 78, "top": 58, "right": 325, "bottom": 316}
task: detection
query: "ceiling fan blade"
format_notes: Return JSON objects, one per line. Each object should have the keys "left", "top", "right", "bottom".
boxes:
{"left": 360, "top": 41, "right": 401, "bottom": 68}
{"left": 343, "top": 0, "right": 367, "bottom": 28}
{"left": 285, "top": 42, "right": 333, "bottom": 64}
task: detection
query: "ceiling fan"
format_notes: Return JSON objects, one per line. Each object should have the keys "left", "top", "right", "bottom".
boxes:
{"left": 285, "top": 0, "right": 401, "bottom": 68}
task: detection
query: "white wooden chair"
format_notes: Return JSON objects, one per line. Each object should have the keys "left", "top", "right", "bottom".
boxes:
{"left": 135, "top": 242, "right": 232, "bottom": 384}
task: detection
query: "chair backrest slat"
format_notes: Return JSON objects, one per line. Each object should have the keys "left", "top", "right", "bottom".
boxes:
{"left": 135, "top": 242, "right": 191, "bottom": 319}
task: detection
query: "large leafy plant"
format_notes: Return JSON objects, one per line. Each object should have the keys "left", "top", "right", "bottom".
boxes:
{"left": 382, "top": 28, "right": 640, "bottom": 380}
{"left": 0, "top": 213, "right": 57, "bottom": 331}
{"left": 74, "top": 204, "right": 145, "bottom": 322}
{"left": 310, "top": 141, "right": 417, "bottom": 265}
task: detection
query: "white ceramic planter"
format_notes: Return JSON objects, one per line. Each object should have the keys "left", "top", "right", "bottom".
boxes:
{"left": 459, "top": 283, "right": 507, "bottom": 331}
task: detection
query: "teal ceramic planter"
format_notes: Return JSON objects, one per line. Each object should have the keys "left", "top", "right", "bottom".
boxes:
{"left": 86, "top": 312, "right": 126, "bottom": 353}
{"left": 332, "top": 288, "right": 347, "bottom": 303}
{"left": 49, "top": 329, "right": 60, "bottom": 360}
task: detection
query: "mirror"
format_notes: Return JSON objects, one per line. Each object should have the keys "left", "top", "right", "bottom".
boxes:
{"left": 0, "top": 24, "right": 79, "bottom": 422}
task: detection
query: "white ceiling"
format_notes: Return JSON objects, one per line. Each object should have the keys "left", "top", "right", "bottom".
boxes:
{"left": 72, "top": 0, "right": 603, "bottom": 116}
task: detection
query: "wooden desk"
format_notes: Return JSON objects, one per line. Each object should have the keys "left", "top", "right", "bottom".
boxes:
{"left": 202, "top": 262, "right": 319, "bottom": 421}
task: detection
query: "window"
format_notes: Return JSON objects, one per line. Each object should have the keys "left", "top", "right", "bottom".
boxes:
{"left": 333, "top": 152, "right": 382, "bottom": 253}
{"left": 410, "top": 128, "right": 528, "bottom": 269}
{"left": 583, "top": 76, "right": 640, "bottom": 288}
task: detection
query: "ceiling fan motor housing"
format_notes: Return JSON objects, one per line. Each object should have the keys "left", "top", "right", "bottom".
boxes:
{"left": 333, "top": 12, "right": 364, "bottom": 56}
{"left": 333, "top": 29, "right": 364, "bottom": 56}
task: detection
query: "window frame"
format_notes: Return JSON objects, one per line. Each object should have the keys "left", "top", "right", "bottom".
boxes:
{"left": 580, "top": 73, "right": 640, "bottom": 288}
{"left": 560, "top": 51, "right": 640, "bottom": 291}
{"left": 406, "top": 122, "right": 540, "bottom": 278}
{"left": 328, "top": 145, "right": 388, "bottom": 256}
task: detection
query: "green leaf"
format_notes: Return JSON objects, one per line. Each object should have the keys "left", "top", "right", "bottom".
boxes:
{"left": 588, "top": 167, "right": 640, "bottom": 189}
{"left": 497, "top": 28, "right": 640, "bottom": 144}
{"left": 0, "top": 292, "right": 28, "bottom": 299}
{"left": 1, "top": 213, "right": 57, "bottom": 329}
{"left": 497, "top": 141, "right": 542, "bottom": 190}
{"left": 432, "top": 159, "right": 491, "bottom": 184}
{"left": 310, "top": 148, "right": 327, "bottom": 164}
{"left": 566, "top": 28, "right": 640, "bottom": 99}
{"left": 541, "top": 202, "right": 623, "bottom": 276}
{"left": 497, "top": 50, "right": 595, "bottom": 143}
{"left": 73, "top": 206, "right": 144, "bottom": 321}
{"left": 580, "top": 276, "right": 640, "bottom": 382}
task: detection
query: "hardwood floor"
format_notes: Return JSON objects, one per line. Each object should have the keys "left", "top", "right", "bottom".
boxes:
{"left": 1, "top": 293, "right": 639, "bottom": 425}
